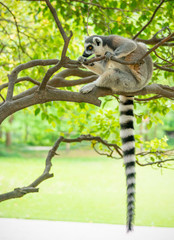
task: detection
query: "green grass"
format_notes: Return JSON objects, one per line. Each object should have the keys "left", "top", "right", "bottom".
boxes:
{"left": 0, "top": 151, "right": 174, "bottom": 227}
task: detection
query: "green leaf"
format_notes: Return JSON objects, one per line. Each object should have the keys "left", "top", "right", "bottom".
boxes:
{"left": 35, "top": 108, "right": 40, "bottom": 116}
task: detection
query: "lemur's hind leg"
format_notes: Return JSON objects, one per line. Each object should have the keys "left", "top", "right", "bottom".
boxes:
{"left": 80, "top": 68, "right": 138, "bottom": 94}
{"left": 95, "top": 68, "right": 138, "bottom": 93}
{"left": 80, "top": 80, "right": 98, "bottom": 93}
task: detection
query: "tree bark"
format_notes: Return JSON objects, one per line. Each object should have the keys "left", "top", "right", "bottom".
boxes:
{"left": 5, "top": 115, "right": 13, "bottom": 147}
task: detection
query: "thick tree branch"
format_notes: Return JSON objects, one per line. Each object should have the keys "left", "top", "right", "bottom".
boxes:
{"left": 5, "top": 68, "right": 95, "bottom": 101}
{"left": 49, "top": 75, "right": 98, "bottom": 87}
{"left": 1, "top": 82, "right": 174, "bottom": 124}
{"left": 0, "top": 75, "right": 174, "bottom": 123}
{"left": 0, "top": 88, "right": 102, "bottom": 124}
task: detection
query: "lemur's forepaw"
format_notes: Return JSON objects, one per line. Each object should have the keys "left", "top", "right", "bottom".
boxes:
{"left": 105, "top": 51, "right": 114, "bottom": 61}
{"left": 80, "top": 83, "right": 95, "bottom": 94}
{"left": 77, "top": 56, "right": 87, "bottom": 64}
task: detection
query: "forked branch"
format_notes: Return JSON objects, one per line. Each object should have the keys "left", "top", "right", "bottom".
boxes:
{"left": 0, "top": 136, "right": 63, "bottom": 202}
{"left": 0, "top": 134, "right": 173, "bottom": 202}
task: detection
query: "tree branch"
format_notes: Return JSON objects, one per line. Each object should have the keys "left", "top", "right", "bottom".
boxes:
{"left": 1, "top": 82, "right": 174, "bottom": 123}
{"left": 60, "top": 134, "right": 123, "bottom": 157}
{"left": 5, "top": 59, "right": 58, "bottom": 101}
{"left": 0, "top": 1, "right": 23, "bottom": 59}
{"left": 134, "top": 95, "right": 162, "bottom": 102}
{"left": 1, "top": 134, "right": 173, "bottom": 201}
{"left": 139, "top": 33, "right": 174, "bottom": 62}
{"left": 0, "top": 77, "right": 40, "bottom": 91}
{"left": 3, "top": 68, "right": 95, "bottom": 102}
{"left": 69, "top": 0, "right": 123, "bottom": 11}
{"left": 49, "top": 75, "right": 98, "bottom": 88}
{"left": 37, "top": 0, "right": 73, "bottom": 90}
{"left": 0, "top": 136, "right": 64, "bottom": 202}
{"left": 39, "top": 37, "right": 72, "bottom": 90}
{"left": 154, "top": 63, "right": 174, "bottom": 72}
{"left": 0, "top": 88, "right": 102, "bottom": 124}
{"left": 136, "top": 158, "right": 174, "bottom": 167}
{"left": 133, "top": 0, "right": 165, "bottom": 40}
{"left": 137, "top": 37, "right": 174, "bottom": 46}
{"left": 44, "top": 0, "right": 68, "bottom": 42}
{"left": 154, "top": 50, "right": 174, "bottom": 64}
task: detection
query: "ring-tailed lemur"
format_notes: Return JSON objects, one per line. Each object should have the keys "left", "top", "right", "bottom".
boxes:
{"left": 78, "top": 35, "right": 153, "bottom": 232}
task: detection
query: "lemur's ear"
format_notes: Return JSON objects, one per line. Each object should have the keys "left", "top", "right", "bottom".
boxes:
{"left": 93, "top": 37, "right": 102, "bottom": 46}
{"left": 84, "top": 36, "right": 88, "bottom": 41}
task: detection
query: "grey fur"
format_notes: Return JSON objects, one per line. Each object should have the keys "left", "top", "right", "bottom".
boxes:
{"left": 78, "top": 35, "right": 153, "bottom": 93}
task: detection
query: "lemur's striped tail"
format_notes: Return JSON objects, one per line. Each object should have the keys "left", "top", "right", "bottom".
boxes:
{"left": 119, "top": 95, "right": 135, "bottom": 232}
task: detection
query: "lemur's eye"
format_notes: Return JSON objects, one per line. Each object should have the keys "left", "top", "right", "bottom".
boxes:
{"left": 87, "top": 45, "right": 93, "bottom": 51}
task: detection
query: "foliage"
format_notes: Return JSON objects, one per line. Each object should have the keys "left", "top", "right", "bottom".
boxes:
{"left": 0, "top": 0, "right": 173, "bottom": 202}
{"left": 0, "top": 0, "right": 174, "bottom": 154}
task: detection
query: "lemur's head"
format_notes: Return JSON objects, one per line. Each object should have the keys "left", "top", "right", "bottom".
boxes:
{"left": 82, "top": 36, "right": 104, "bottom": 58}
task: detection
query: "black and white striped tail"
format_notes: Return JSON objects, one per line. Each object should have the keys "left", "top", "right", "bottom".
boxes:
{"left": 119, "top": 95, "right": 135, "bottom": 232}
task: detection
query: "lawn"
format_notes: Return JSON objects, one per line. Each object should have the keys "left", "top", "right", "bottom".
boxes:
{"left": 0, "top": 150, "right": 174, "bottom": 227}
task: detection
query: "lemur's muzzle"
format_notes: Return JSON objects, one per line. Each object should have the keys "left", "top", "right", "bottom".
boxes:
{"left": 82, "top": 51, "right": 92, "bottom": 58}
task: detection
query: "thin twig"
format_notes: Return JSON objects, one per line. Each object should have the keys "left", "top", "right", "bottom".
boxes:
{"left": 60, "top": 134, "right": 123, "bottom": 157}
{"left": 0, "top": 1, "right": 23, "bottom": 59}
{"left": 154, "top": 50, "right": 174, "bottom": 64}
{"left": 136, "top": 158, "right": 174, "bottom": 167}
{"left": 134, "top": 95, "right": 162, "bottom": 102}
{"left": 69, "top": 0, "right": 124, "bottom": 11}
{"left": 154, "top": 62, "right": 174, "bottom": 72}
{"left": 133, "top": 0, "right": 165, "bottom": 40}
{"left": 139, "top": 33, "right": 174, "bottom": 61}
{"left": 0, "top": 94, "right": 5, "bottom": 102}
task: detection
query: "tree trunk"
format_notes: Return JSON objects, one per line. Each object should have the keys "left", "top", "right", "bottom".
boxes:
{"left": 5, "top": 115, "right": 13, "bottom": 147}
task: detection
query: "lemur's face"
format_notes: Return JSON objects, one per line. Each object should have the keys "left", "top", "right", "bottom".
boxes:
{"left": 82, "top": 37, "right": 104, "bottom": 58}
